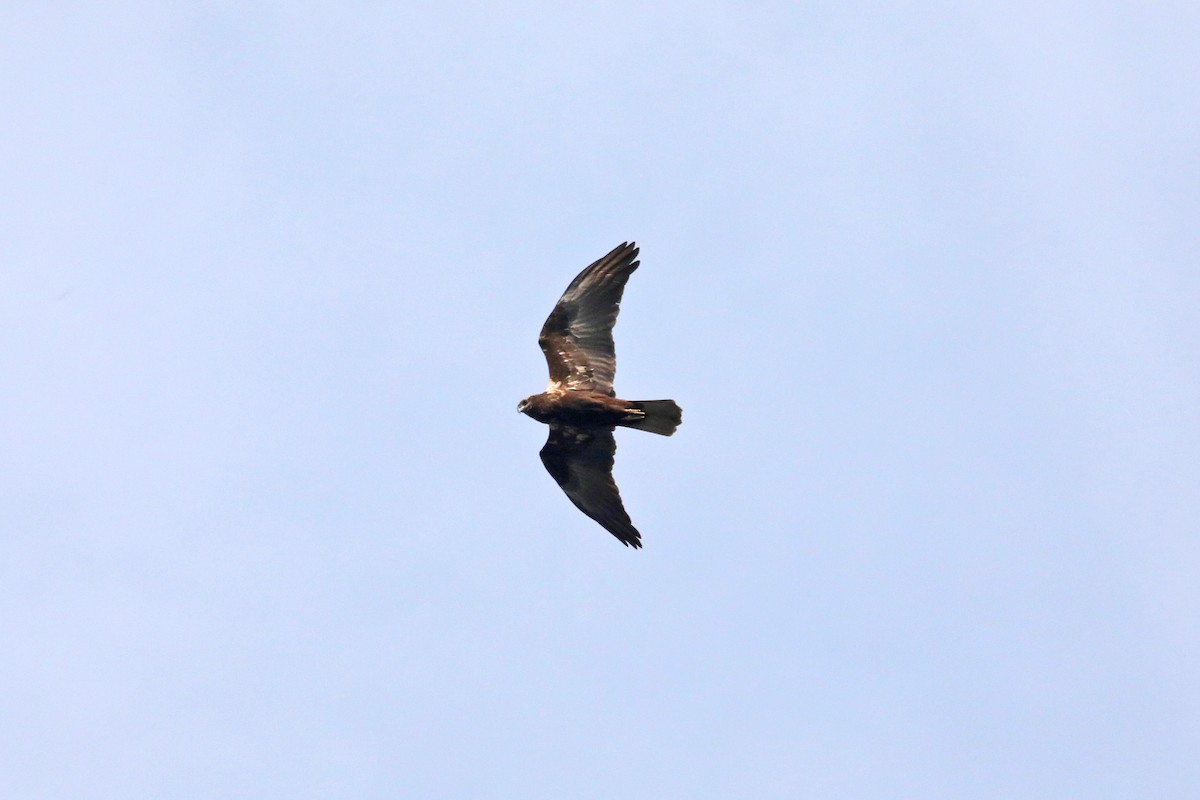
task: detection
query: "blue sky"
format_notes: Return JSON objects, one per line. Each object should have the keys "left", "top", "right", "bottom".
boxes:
{"left": 3, "top": 3, "right": 1198, "bottom": 797}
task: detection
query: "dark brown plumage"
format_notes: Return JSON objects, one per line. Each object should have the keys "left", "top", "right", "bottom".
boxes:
{"left": 517, "top": 242, "right": 682, "bottom": 548}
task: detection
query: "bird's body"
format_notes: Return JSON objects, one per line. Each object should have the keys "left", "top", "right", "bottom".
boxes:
{"left": 518, "top": 242, "right": 681, "bottom": 548}
{"left": 518, "top": 389, "right": 639, "bottom": 427}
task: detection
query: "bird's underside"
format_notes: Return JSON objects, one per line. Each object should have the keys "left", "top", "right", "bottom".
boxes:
{"left": 517, "top": 242, "right": 682, "bottom": 548}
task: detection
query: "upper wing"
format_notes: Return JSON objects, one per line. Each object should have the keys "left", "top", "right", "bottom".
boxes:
{"left": 539, "top": 424, "right": 642, "bottom": 548}
{"left": 538, "top": 242, "right": 640, "bottom": 396}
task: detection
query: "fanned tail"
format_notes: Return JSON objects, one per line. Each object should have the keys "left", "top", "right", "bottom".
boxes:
{"left": 620, "top": 400, "right": 682, "bottom": 436}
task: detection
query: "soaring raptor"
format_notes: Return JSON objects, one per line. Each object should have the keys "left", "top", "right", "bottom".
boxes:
{"left": 518, "top": 242, "right": 682, "bottom": 548}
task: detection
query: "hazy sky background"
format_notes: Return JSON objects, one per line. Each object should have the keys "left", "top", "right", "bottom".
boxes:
{"left": 3, "top": 2, "right": 1198, "bottom": 797}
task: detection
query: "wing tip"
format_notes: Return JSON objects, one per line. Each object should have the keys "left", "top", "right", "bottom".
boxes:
{"left": 608, "top": 241, "right": 639, "bottom": 262}
{"left": 614, "top": 528, "right": 644, "bottom": 548}
{"left": 608, "top": 241, "right": 640, "bottom": 275}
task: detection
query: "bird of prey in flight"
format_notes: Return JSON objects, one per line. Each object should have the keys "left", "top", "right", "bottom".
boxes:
{"left": 517, "top": 242, "right": 682, "bottom": 548}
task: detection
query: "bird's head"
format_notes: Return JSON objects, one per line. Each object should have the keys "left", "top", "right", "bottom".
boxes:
{"left": 517, "top": 396, "right": 532, "bottom": 415}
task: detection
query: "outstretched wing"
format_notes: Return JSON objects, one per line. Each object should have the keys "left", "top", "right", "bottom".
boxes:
{"left": 538, "top": 242, "right": 640, "bottom": 396}
{"left": 539, "top": 424, "right": 642, "bottom": 548}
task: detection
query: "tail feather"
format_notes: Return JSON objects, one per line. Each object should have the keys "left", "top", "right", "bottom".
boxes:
{"left": 621, "top": 400, "right": 682, "bottom": 436}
